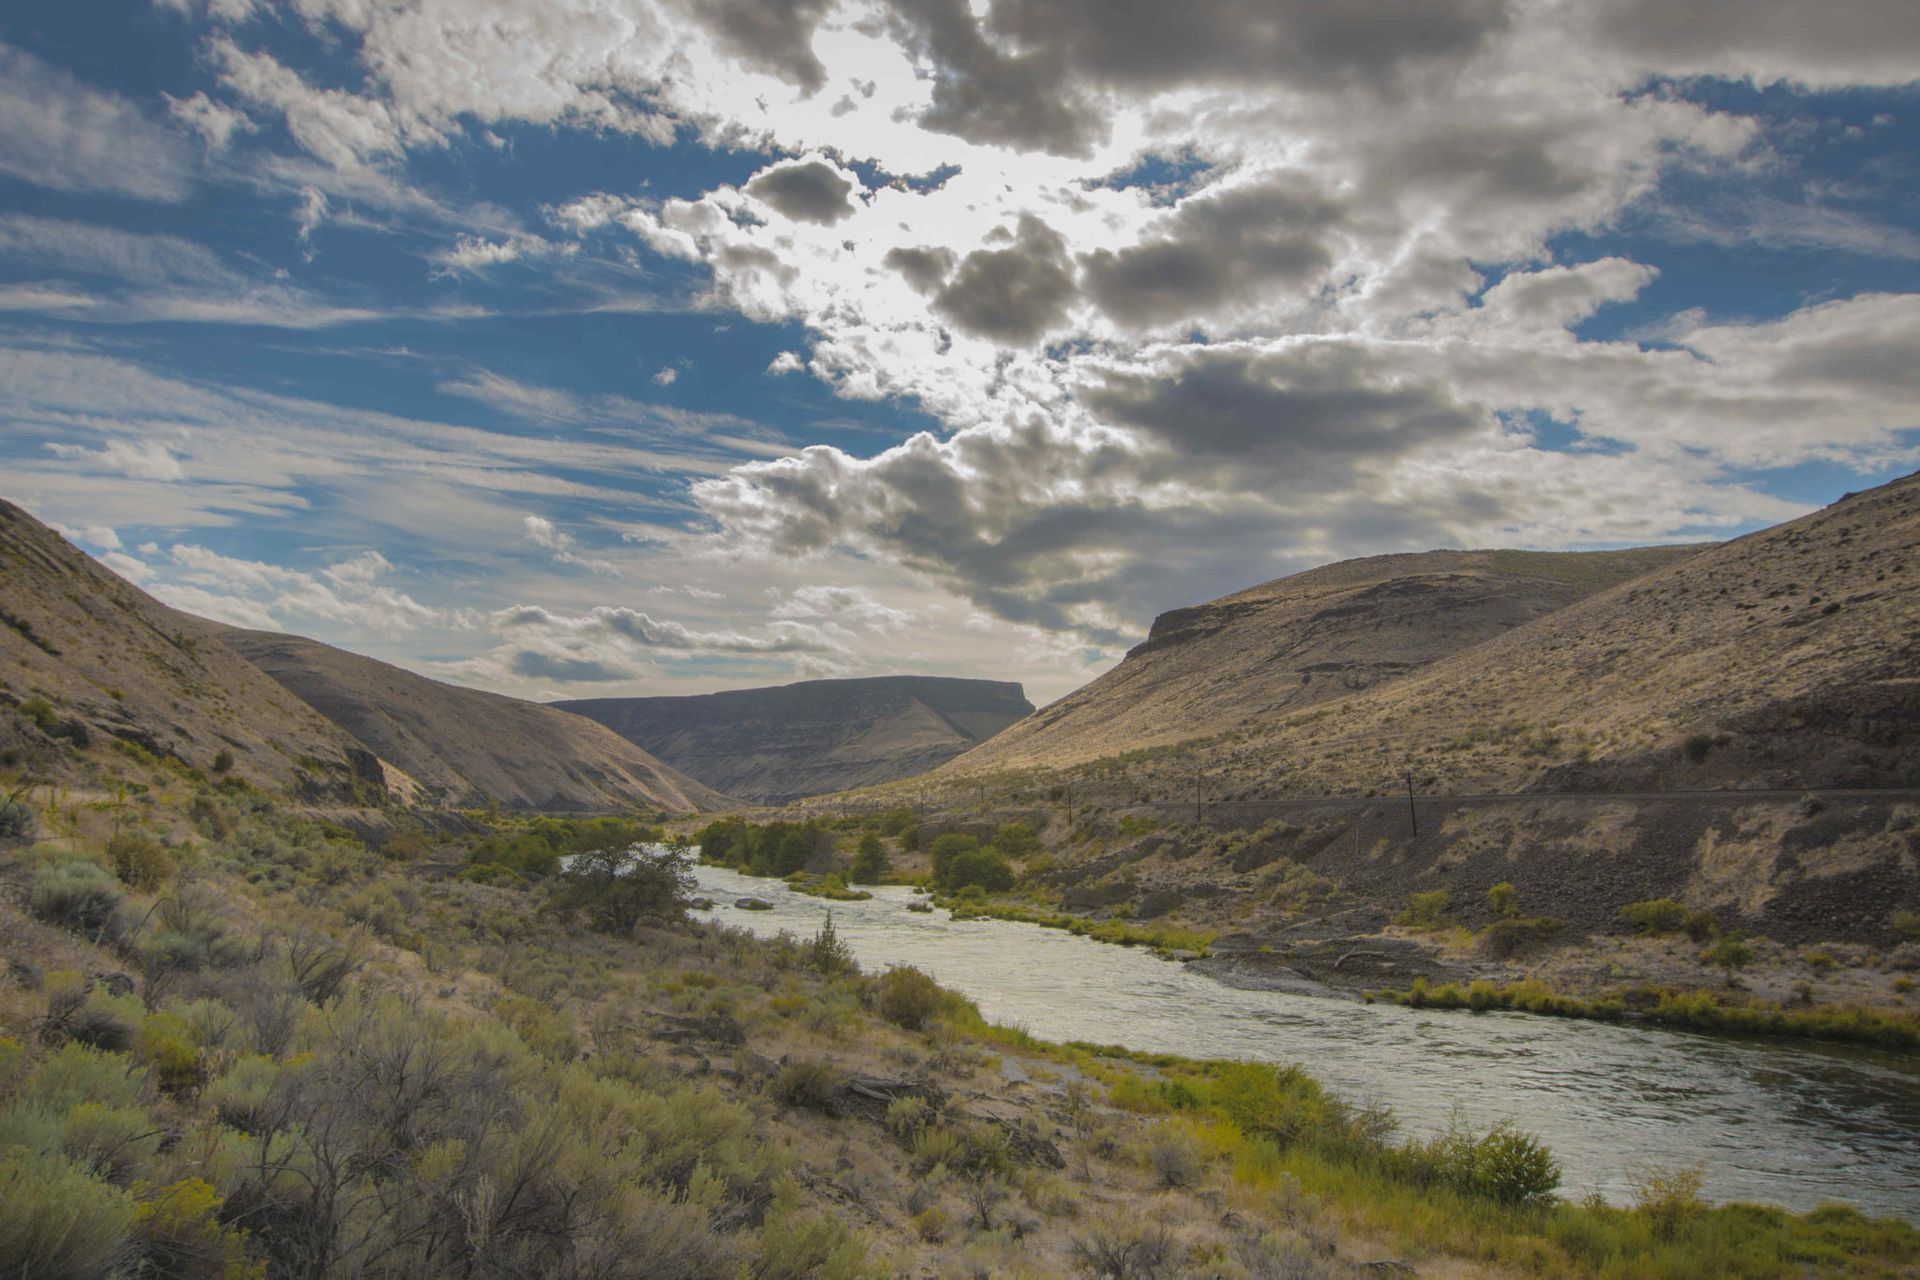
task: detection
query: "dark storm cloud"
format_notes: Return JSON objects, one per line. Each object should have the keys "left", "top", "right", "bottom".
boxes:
{"left": 744, "top": 159, "right": 856, "bottom": 224}
{"left": 985, "top": 0, "right": 1511, "bottom": 93}
{"left": 507, "top": 650, "right": 633, "bottom": 682}
{"left": 1081, "top": 180, "right": 1344, "bottom": 329}
{"left": 879, "top": 0, "right": 1510, "bottom": 154}
{"left": 1591, "top": 0, "right": 1920, "bottom": 84}
{"left": 883, "top": 244, "right": 956, "bottom": 293}
{"left": 931, "top": 215, "right": 1077, "bottom": 343}
{"left": 884, "top": 0, "right": 1104, "bottom": 157}
{"left": 1082, "top": 345, "right": 1480, "bottom": 468}
{"left": 677, "top": 0, "right": 837, "bottom": 94}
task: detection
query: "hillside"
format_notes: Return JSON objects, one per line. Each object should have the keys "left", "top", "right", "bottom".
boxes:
{"left": 220, "top": 630, "right": 728, "bottom": 813}
{"left": 558, "top": 676, "right": 1034, "bottom": 803}
{"left": 941, "top": 475, "right": 1919, "bottom": 798}
{"left": 0, "top": 499, "right": 386, "bottom": 800}
{"left": 952, "top": 546, "right": 1700, "bottom": 777}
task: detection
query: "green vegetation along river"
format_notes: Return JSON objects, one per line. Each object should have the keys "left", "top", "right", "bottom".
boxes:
{"left": 692, "top": 864, "right": 1920, "bottom": 1221}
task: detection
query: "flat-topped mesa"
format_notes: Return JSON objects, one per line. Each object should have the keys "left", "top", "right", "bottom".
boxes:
{"left": 557, "top": 675, "right": 1034, "bottom": 804}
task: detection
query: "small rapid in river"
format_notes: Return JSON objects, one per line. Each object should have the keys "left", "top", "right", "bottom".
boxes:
{"left": 690, "top": 863, "right": 1920, "bottom": 1219}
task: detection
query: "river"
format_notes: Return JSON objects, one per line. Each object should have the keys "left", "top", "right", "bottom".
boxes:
{"left": 689, "top": 863, "right": 1920, "bottom": 1220}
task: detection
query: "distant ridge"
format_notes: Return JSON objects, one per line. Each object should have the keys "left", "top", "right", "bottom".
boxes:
{"left": 220, "top": 630, "right": 729, "bottom": 814}
{"left": 558, "top": 675, "right": 1034, "bottom": 803}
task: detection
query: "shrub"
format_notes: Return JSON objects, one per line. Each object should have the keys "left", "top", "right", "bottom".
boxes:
{"left": 992, "top": 822, "right": 1038, "bottom": 858}
{"left": 875, "top": 965, "right": 943, "bottom": 1031}
{"left": 1069, "top": 1216, "right": 1174, "bottom": 1280}
{"left": 1486, "top": 882, "right": 1519, "bottom": 918}
{"left": 0, "top": 1146, "right": 134, "bottom": 1277}
{"left": 1683, "top": 909, "right": 1719, "bottom": 944}
{"left": 19, "top": 696, "right": 57, "bottom": 731}
{"left": 130, "top": 1177, "right": 257, "bottom": 1279}
{"left": 107, "top": 831, "right": 173, "bottom": 890}
{"left": 1478, "top": 916, "right": 1562, "bottom": 960}
{"left": 206, "top": 1055, "right": 282, "bottom": 1131}
{"left": 65, "top": 989, "right": 144, "bottom": 1054}
{"left": 0, "top": 784, "right": 33, "bottom": 841}
{"left": 1621, "top": 898, "right": 1688, "bottom": 935}
{"left": 1706, "top": 934, "right": 1754, "bottom": 981}
{"left": 1468, "top": 1122, "right": 1561, "bottom": 1204}
{"left": 144, "top": 889, "right": 243, "bottom": 974}
{"left": 1208, "top": 1062, "right": 1327, "bottom": 1148}
{"left": 29, "top": 860, "right": 126, "bottom": 940}
{"left": 1145, "top": 1129, "right": 1205, "bottom": 1188}
{"left": 136, "top": 1012, "right": 204, "bottom": 1095}
{"left": 1804, "top": 949, "right": 1838, "bottom": 974}
{"left": 1632, "top": 1162, "right": 1706, "bottom": 1240}
{"left": 771, "top": 1059, "right": 841, "bottom": 1112}
{"left": 1682, "top": 733, "right": 1714, "bottom": 763}
{"left": 23, "top": 1043, "right": 149, "bottom": 1112}
{"left": 803, "top": 912, "right": 855, "bottom": 976}
{"left": 61, "top": 1102, "right": 163, "bottom": 1181}
{"left": 211, "top": 748, "right": 235, "bottom": 774}
{"left": 1396, "top": 890, "right": 1451, "bottom": 929}
{"left": 1893, "top": 911, "right": 1920, "bottom": 943}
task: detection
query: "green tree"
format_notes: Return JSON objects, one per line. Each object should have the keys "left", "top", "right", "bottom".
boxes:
{"left": 850, "top": 831, "right": 889, "bottom": 884}
{"left": 549, "top": 845, "right": 694, "bottom": 934}
{"left": 1486, "top": 882, "right": 1519, "bottom": 919}
{"left": 939, "top": 847, "right": 1014, "bottom": 893}
{"left": 928, "top": 833, "right": 980, "bottom": 885}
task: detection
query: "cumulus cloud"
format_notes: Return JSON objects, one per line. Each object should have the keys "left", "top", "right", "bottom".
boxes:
{"left": 523, "top": 514, "right": 622, "bottom": 576}
{"left": 1080, "top": 178, "right": 1343, "bottom": 331}
{"left": 744, "top": 157, "right": 859, "bottom": 224}
{"left": 118, "top": 542, "right": 466, "bottom": 635}
{"left": 673, "top": 0, "right": 836, "bottom": 94}
{"left": 932, "top": 216, "right": 1078, "bottom": 344}
{"left": 773, "top": 584, "right": 911, "bottom": 630}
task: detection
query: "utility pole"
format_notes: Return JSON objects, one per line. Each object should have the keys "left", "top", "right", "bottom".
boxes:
{"left": 1405, "top": 771, "right": 1418, "bottom": 837}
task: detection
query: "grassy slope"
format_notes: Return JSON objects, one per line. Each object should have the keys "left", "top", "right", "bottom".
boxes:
{"left": 2, "top": 748, "right": 1915, "bottom": 1278}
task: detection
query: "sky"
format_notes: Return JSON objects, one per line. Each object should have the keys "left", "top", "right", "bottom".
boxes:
{"left": 0, "top": 1, "right": 1916, "bottom": 707}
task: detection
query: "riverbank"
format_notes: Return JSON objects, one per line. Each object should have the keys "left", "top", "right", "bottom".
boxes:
{"left": 1371, "top": 975, "right": 1920, "bottom": 1050}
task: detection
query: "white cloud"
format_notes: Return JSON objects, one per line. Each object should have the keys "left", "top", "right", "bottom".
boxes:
{"left": 766, "top": 350, "right": 804, "bottom": 375}
{"left": 650, "top": 366, "right": 679, "bottom": 386}
{"left": 0, "top": 43, "right": 197, "bottom": 201}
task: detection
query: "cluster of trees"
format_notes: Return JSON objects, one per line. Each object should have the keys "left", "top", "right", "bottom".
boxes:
{"left": 695, "top": 818, "right": 830, "bottom": 877}
{"left": 927, "top": 823, "right": 1036, "bottom": 894}
{"left": 465, "top": 815, "right": 662, "bottom": 881}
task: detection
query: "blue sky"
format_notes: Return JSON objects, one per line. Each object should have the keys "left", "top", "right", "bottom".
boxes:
{"left": 0, "top": 0, "right": 1916, "bottom": 704}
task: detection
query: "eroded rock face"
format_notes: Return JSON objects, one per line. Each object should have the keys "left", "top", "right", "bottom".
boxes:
{"left": 558, "top": 676, "right": 1034, "bottom": 803}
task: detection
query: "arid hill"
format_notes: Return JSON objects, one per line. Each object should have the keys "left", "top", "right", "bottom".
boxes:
{"left": 0, "top": 499, "right": 384, "bottom": 800}
{"left": 221, "top": 630, "right": 728, "bottom": 813}
{"left": 953, "top": 546, "right": 1699, "bottom": 778}
{"left": 0, "top": 498, "right": 719, "bottom": 814}
{"left": 558, "top": 676, "right": 1033, "bottom": 803}
{"left": 938, "top": 471, "right": 1920, "bottom": 799}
